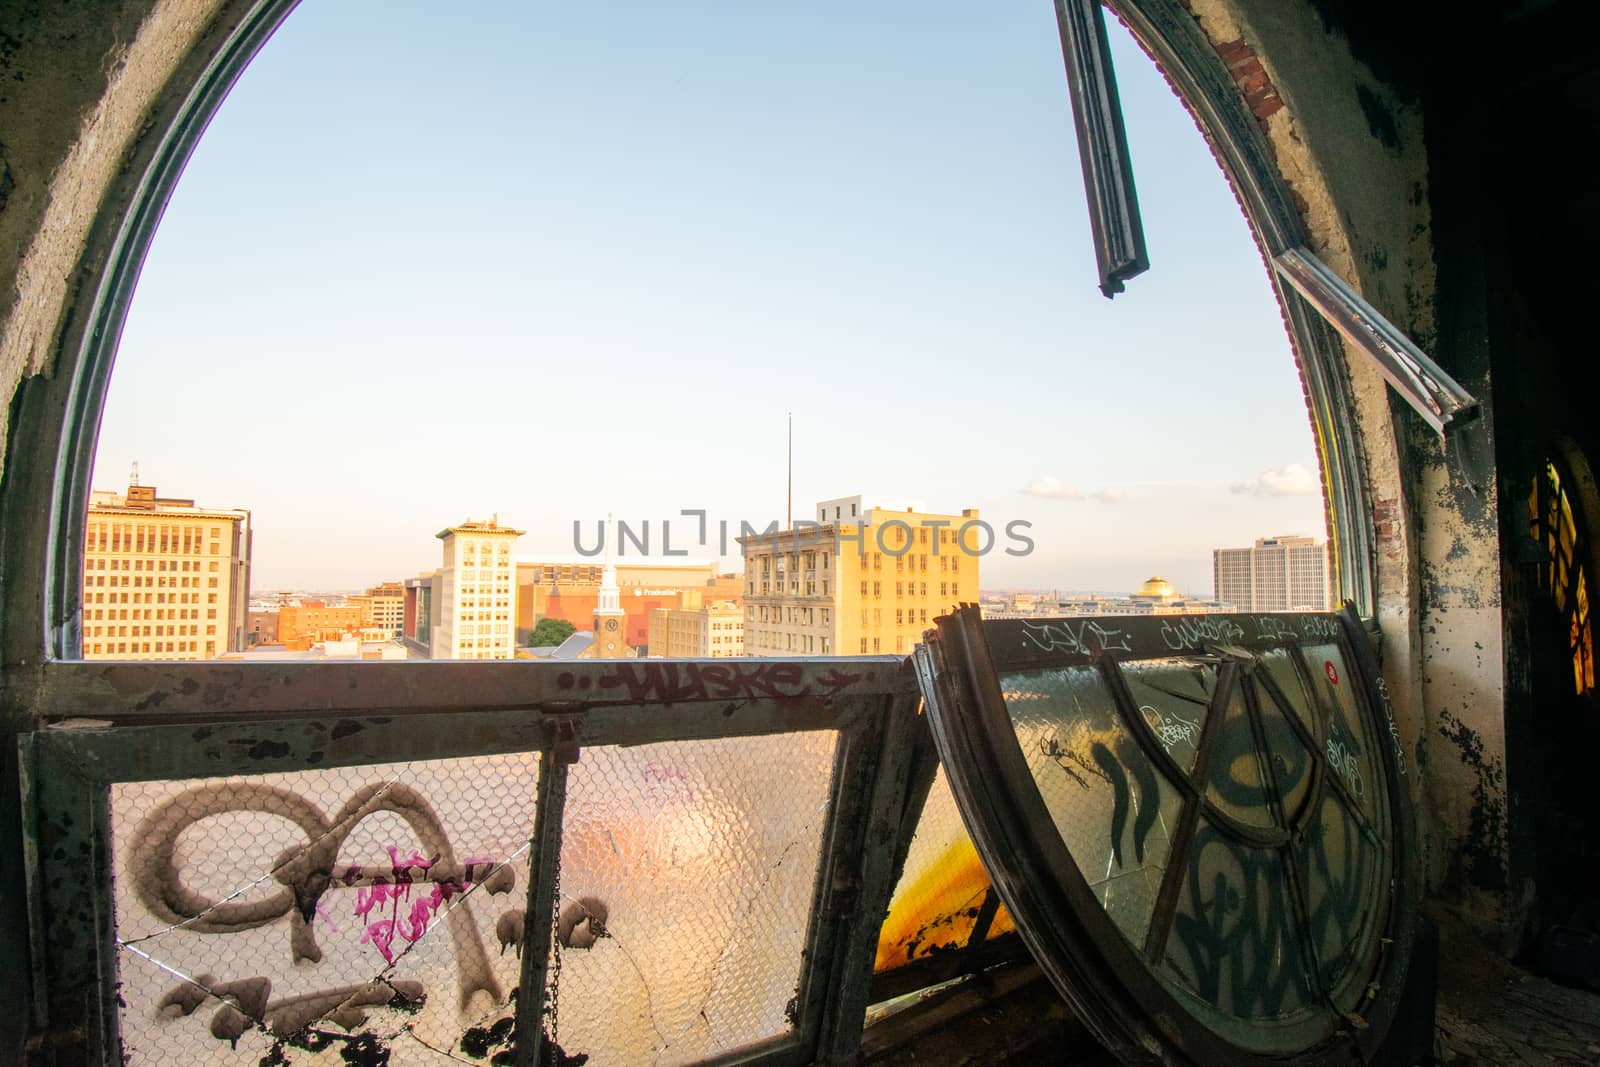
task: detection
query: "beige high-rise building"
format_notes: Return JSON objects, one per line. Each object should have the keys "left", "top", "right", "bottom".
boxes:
{"left": 348, "top": 581, "right": 404, "bottom": 638}
{"left": 80, "top": 481, "right": 252, "bottom": 660}
{"left": 741, "top": 496, "right": 980, "bottom": 657}
{"left": 1213, "top": 535, "right": 1333, "bottom": 611}
{"left": 433, "top": 519, "right": 522, "bottom": 660}
{"left": 647, "top": 601, "right": 745, "bottom": 657}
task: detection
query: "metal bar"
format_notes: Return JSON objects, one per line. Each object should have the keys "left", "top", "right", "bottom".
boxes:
{"left": 33, "top": 697, "right": 873, "bottom": 785}
{"left": 17, "top": 735, "right": 50, "bottom": 1034}
{"left": 513, "top": 746, "right": 570, "bottom": 1067}
{"left": 814, "top": 691, "right": 933, "bottom": 1063}
{"left": 1054, "top": 0, "right": 1149, "bottom": 297}
{"left": 1273, "top": 246, "right": 1478, "bottom": 435}
{"left": 1140, "top": 663, "right": 1237, "bottom": 965}
{"left": 1241, "top": 672, "right": 1330, "bottom": 1007}
{"left": 27, "top": 656, "right": 913, "bottom": 725}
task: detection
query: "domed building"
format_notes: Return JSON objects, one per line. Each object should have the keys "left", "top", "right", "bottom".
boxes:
{"left": 1131, "top": 576, "right": 1178, "bottom": 602}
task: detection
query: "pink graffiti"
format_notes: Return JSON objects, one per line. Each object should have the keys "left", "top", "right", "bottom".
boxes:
{"left": 354, "top": 847, "right": 479, "bottom": 965}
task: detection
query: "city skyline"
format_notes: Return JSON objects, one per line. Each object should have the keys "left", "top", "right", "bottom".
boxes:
{"left": 91, "top": 0, "right": 1325, "bottom": 595}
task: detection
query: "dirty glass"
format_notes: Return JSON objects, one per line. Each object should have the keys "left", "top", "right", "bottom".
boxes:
{"left": 1160, "top": 814, "right": 1316, "bottom": 1022}
{"left": 546, "top": 732, "right": 836, "bottom": 1067}
{"left": 1120, "top": 658, "right": 1217, "bottom": 774}
{"left": 112, "top": 753, "right": 539, "bottom": 1065}
{"left": 1000, "top": 665, "right": 1183, "bottom": 946}
{"left": 875, "top": 767, "right": 1013, "bottom": 973}
{"left": 1304, "top": 642, "right": 1380, "bottom": 825}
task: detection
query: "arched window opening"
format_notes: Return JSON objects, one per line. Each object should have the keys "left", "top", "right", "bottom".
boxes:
{"left": 15, "top": 2, "right": 1412, "bottom": 1064}
{"left": 1528, "top": 457, "right": 1595, "bottom": 695}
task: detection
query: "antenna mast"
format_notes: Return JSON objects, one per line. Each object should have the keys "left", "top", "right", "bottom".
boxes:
{"left": 786, "top": 413, "right": 793, "bottom": 530}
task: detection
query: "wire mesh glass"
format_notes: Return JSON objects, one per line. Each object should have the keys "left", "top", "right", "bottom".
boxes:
{"left": 547, "top": 732, "right": 837, "bottom": 1066}
{"left": 112, "top": 752, "right": 539, "bottom": 1064}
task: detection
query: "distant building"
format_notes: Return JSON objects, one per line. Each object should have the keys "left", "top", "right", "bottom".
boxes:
{"left": 516, "top": 558, "right": 740, "bottom": 649}
{"left": 648, "top": 601, "right": 745, "bottom": 657}
{"left": 433, "top": 519, "right": 522, "bottom": 660}
{"left": 741, "top": 495, "right": 980, "bottom": 657}
{"left": 246, "top": 610, "right": 278, "bottom": 646}
{"left": 1213, "top": 535, "right": 1333, "bottom": 611}
{"left": 348, "top": 581, "right": 404, "bottom": 638}
{"left": 278, "top": 601, "right": 365, "bottom": 647}
{"left": 80, "top": 480, "right": 251, "bottom": 660}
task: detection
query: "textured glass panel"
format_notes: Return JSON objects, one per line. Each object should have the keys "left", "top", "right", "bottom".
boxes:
{"left": 1004, "top": 666, "right": 1182, "bottom": 946}
{"left": 876, "top": 767, "right": 1013, "bottom": 972}
{"left": 1121, "top": 658, "right": 1217, "bottom": 774}
{"left": 1251, "top": 673, "right": 1317, "bottom": 824}
{"left": 1305, "top": 643, "right": 1379, "bottom": 824}
{"left": 112, "top": 753, "right": 539, "bottom": 1065}
{"left": 1162, "top": 816, "right": 1314, "bottom": 1021}
{"left": 1299, "top": 793, "right": 1386, "bottom": 1009}
{"left": 1204, "top": 680, "right": 1275, "bottom": 829}
{"left": 552, "top": 732, "right": 836, "bottom": 1066}
{"left": 1257, "top": 648, "right": 1318, "bottom": 739}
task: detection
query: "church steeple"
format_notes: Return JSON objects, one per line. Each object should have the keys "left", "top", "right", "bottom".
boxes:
{"left": 597, "top": 513, "right": 622, "bottom": 616}
{"left": 589, "top": 514, "right": 633, "bottom": 658}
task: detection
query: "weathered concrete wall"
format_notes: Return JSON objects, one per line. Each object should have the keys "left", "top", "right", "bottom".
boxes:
{"left": 1180, "top": 0, "right": 1513, "bottom": 929}
{"left": 0, "top": 0, "right": 235, "bottom": 480}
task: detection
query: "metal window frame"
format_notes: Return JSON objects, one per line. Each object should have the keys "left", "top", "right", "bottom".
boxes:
{"left": 914, "top": 606, "right": 1417, "bottom": 1065}
{"left": 19, "top": 657, "right": 934, "bottom": 1066}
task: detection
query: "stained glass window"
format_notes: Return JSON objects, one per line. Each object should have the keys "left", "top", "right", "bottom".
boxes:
{"left": 1529, "top": 459, "right": 1595, "bottom": 695}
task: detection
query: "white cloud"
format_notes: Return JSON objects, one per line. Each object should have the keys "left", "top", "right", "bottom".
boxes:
{"left": 1231, "top": 463, "right": 1319, "bottom": 497}
{"left": 1022, "top": 476, "right": 1083, "bottom": 500}
{"left": 1022, "top": 477, "right": 1126, "bottom": 503}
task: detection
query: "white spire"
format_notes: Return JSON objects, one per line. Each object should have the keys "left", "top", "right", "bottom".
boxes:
{"left": 598, "top": 513, "right": 621, "bottom": 615}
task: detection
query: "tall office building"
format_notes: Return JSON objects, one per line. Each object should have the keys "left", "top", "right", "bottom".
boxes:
{"left": 741, "top": 495, "right": 981, "bottom": 657}
{"left": 1213, "top": 535, "right": 1332, "bottom": 611}
{"left": 80, "top": 480, "right": 252, "bottom": 660}
{"left": 432, "top": 519, "right": 522, "bottom": 660}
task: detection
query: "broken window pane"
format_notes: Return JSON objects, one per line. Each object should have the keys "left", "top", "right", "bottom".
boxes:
{"left": 875, "top": 767, "right": 1013, "bottom": 973}
{"left": 112, "top": 752, "right": 538, "bottom": 1064}
{"left": 549, "top": 732, "right": 836, "bottom": 1066}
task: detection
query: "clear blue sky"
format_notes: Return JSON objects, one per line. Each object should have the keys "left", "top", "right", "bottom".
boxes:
{"left": 93, "top": 0, "right": 1325, "bottom": 595}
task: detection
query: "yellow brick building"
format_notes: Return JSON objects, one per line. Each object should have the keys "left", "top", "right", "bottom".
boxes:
{"left": 740, "top": 496, "right": 980, "bottom": 657}
{"left": 80, "top": 482, "right": 251, "bottom": 660}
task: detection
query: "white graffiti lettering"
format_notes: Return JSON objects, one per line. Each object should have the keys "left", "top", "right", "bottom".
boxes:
{"left": 1298, "top": 616, "right": 1341, "bottom": 640}
{"left": 1019, "top": 618, "right": 1132, "bottom": 656}
{"left": 1158, "top": 617, "right": 1246, "bottom": 651}
{"left": 1326, "top": 736, "right": 1366, "bottom": 798}
{"left": 1374, "top": 676, "right": 1407, "bottom": 775}
{"left": 1141, "top": 705, "right": 1201, "bottom": 753}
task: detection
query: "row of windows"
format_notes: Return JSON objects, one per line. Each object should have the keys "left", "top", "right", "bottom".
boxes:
{"left": 86, "top": 624, "right": 217, "bottom": 637}
{"left": 85, "top": 557, "right": 220, "bottom": 572}
{"left": 857, "top": 582, "right": 959, "bottom": 599}
{"left": 86, "top": 608, "right": 214, "bottom": 621}
{"left": 88, "top": 640, "right": 216, "bottom": 655}
{"left": 86, "top": 594, "right": 220, "bottom": 613}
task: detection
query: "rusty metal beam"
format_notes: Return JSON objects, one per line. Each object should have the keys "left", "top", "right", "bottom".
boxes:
{"left": 23, "top": 656, "right": 915, "bottom": 726}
